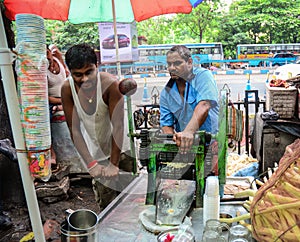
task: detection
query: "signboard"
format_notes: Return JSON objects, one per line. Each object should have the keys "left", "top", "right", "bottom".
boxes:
{"left": 98, "top": 22, "right": 139, "bottom": 64}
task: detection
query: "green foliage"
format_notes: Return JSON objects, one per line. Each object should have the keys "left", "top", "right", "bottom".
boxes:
{"left": 173, "top": 0, "right": 221, "bottom": 43}
{"left": 137, "top": 16, "right": 180, "bottom": 44}
{"left": 45, "top": 20, "right": 99, "bottom": 51}
{"left": 214, "top": 0, "right": 300, "bottom": 57}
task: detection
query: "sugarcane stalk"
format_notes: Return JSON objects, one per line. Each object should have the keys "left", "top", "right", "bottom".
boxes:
{"left": 252, "top": 213, "right": 263, "bottom": 228}
{"left": 259, "top": 214, "right": 279, "bottom": 238}
{"left": 266, "top": 191, "right": 298, "bottom": 205}
{"left": 245, "top": 200, "right": 252, "bottom": 206}
{"left": 239, "top": 220, "right": 252, "bottom": 232}
{"left": 236, "top": 211, "right": 252, "bottom": 232}
{"left": 234, "top": 189, "right": 256, "bottom": 198}
{"left": 285, "top": 166, "right": 300, "bottom": 179}
{"left": 256, "top": 179, "right": 264, "bottom": 186}
{"left": 256, "top": 226, "right": 299, "bottom": 241}
{"left": 277, "top": 210, "right": 290, "bottom": 232}
{"left": 219, "top": 213, "right": 250, "bottom": 224}
{"left": 281, "top": 182, "right": 300, "bottom": 199}
{"left": 243, "top": 200, "right": 251, "bottom": 212}
{"left": 243, "top": 203, "right": 250, "bottom": 212}
{"left": 257, "top": 200, "right": 300, "bottom": 214}
{"left": 281, "top": 210, "right": 300, "bottom": 235}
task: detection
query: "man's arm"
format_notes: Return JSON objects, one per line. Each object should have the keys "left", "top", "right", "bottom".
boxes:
{"left": 49, "top": 96, "right": 61, "bottom": 105}
{"left": 101, "top": 73, "right": 124, "bottom": 177}
{"left": 161, "top": 126, "right": 175, "bottom": 134}
{"left": 160, "top": 89, "right": 175, "bottom": 134}
{"left": 184, "top": 100, "right": 210, "bottom": 133}
{"left": 174, "top": 100, "right": 211, "bottom": 153}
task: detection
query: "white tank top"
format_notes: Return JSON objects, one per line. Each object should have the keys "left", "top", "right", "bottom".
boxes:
{"left": 47, "top": 57, "right": 66, "bottom": 98}
{"left": 69, "top": 74, "right": 112, "bottom": 161}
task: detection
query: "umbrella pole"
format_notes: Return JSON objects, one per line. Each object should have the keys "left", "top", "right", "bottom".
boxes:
{"left": 0, "top": 11, "right": 45, "bottom": 242}
{"left": 111, "top": 0, "right": 137, "bottom": 172}
{"left": 111, "top": 0, "right": 121, "bottom": 78}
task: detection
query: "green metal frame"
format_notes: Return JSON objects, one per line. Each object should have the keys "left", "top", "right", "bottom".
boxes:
{"left": 145, "top": 130, "right": 208, "bottom": 208}
{"left": 126, "top": 96, "right": 137, "bottom": 174}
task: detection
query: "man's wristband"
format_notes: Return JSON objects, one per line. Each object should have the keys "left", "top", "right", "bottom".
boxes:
{"left": 87, "top": 160, "right": 98, "bottom": 170}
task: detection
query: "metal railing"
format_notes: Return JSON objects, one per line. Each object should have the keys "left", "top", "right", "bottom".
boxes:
{"left": 232, "top": 90, "right": 266, "bottom": 155}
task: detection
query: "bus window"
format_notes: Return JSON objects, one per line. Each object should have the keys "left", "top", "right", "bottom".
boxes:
{"left": 213, "top": 48, "right": 220, "bottom": 54}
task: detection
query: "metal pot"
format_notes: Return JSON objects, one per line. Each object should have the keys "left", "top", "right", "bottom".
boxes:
{"left": 61, "top": 209, "right": 99, "bottom": 242}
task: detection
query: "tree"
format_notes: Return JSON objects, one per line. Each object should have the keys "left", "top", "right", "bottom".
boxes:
{"left": 214, "top": 2, "right": 254, "bottom": 58}
{"left": 137, "top": 17, "right": 177, "bottom": 44}
{"left": 45, "top": 21, "right": 100, "bottom": 51}
{"left": 172, "top": 0, "right": 221, "bottom": 43}
{"left": 212, "top": 0, "right": 300, "bottom": 57}
{"left": 227, "top": 0, "right": 300, "bottom": 44}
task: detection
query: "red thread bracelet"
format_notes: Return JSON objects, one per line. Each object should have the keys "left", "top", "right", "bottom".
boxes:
{"left": 87, "top": 160, "right": 98, "bottom": 169}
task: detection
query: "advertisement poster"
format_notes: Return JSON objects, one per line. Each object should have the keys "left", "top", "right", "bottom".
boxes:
{"left": 98, "top": 22, "right": 138, "bottom": 64}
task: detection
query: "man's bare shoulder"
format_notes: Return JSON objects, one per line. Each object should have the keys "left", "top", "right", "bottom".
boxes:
{"left": 61, "top": 78, "right": 71, "bottom": 91}
{"left": 99, "top": 72, "right": 117, "bottom": 83}
{"left": 99, "top": 72, "right": 118, "bottom": 91}
{"left": 62, "top": 78, "right": 70, "bottom": 86}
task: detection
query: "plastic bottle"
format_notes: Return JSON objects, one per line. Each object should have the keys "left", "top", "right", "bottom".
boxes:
{"left": 203, "top": 176, "right": 220, "bottom": 226}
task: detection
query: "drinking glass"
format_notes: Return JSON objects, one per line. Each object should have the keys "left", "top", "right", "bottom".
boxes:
{"left": 228, "top": 224, "right": 251, "bottom": 242}
{"left": 204, "top": 219, "right": 230, "bottom": 234}
{"left": 202, "top": 230, "right": 226, "bottom": 242}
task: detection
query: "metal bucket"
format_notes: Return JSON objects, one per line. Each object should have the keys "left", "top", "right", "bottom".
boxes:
{"left": 61, "top": 209, "right": 99, "bottom": 242}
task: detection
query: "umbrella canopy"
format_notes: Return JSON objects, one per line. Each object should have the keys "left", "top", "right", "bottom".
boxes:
{"left": 4, "top": 0, "right": 203, "bottom": 24}
{"left": 4, "top": 0, "right": 204, "bottom": 78}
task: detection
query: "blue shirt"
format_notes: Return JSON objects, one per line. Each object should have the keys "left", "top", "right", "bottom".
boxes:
{"left": 160, "top": 67, "right": 219, "bottom": 134}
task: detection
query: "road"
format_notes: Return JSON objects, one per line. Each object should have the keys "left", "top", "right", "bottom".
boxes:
{"left": 130, "top": 73, "right": 269, "bottom": 106}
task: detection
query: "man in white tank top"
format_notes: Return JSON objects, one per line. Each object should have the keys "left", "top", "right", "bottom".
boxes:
{"left": 47, "top": 45, "right": 68, "bottom": 168}
{"left": 61, "top": 44, "right": 133, "bottom": 209}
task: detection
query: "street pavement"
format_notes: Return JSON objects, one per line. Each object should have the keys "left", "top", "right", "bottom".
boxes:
{"left": 130, "top": 72, "right": 270, "bottom": 107}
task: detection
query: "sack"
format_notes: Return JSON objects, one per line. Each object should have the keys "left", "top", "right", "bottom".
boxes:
{"left": 228, "top": 103, "right": 244, "bottom": 141}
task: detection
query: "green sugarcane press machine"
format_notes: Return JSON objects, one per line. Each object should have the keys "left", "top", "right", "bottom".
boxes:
{"left": 127, "top": 84, "right": 229, "bottom": 210}
{"left": 139, "top": 129, "right": 213, "bottom": 208}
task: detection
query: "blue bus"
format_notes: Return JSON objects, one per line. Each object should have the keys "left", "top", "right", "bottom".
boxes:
{"left": 138, "top": 43, "right": 224, "bottom": 69}
{"left": 236, "top": 43, "right": 300, "bottom": 67}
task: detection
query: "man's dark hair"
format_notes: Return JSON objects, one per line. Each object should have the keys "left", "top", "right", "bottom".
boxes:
{"left": 167, "top": 45, "right": 191, "bottom": 62}
{"left": 65, "top": 43, "right": 97, "bottom": 70}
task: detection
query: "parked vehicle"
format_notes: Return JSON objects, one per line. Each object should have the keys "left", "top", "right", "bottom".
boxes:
{"left": 268, "top": 53, "right": 297, "bottom": 67}
{"left": 236, "top": 43, "right": 300, "bottom": 67}
{"left": 273, "top": 63, "right": 300, "bottom": 80}
{"left": 102, "top": 34, "right": 130, "bottom": 49}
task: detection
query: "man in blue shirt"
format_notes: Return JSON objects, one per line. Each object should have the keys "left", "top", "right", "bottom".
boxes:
{"left": 160, "top": 45, "right": 219, "bottom": 154}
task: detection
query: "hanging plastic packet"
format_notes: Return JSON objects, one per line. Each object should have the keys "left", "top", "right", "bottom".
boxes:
{"left": 28, "top": 149, "right": 52, "bottom": 181}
